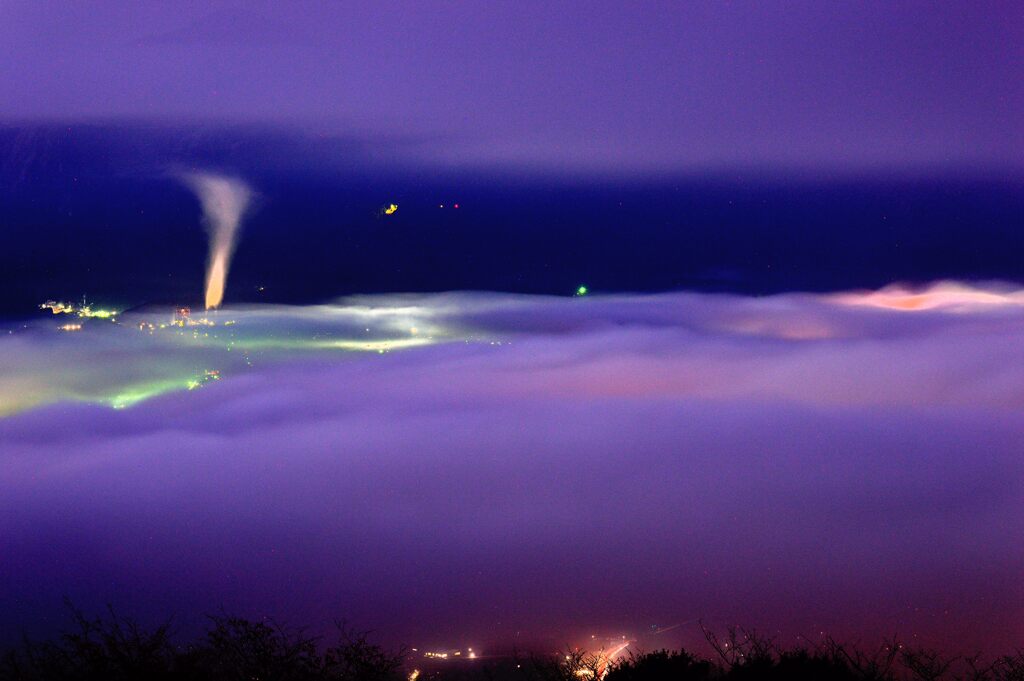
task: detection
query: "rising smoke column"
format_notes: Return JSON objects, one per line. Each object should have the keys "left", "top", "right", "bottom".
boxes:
{"left": 182, "top": 173, "right": 254, "bottom": 309}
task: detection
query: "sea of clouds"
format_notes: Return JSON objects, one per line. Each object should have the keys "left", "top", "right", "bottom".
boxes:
{"left": 2, "top": 284, "right": 1023, "bottom": 651}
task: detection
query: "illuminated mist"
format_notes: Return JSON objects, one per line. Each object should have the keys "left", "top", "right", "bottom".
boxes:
{"left": 182, "top": 173, "right": 254, "bottom": 310}
{"left": 3, "top": 283, "right": 1024, "bottom": 650}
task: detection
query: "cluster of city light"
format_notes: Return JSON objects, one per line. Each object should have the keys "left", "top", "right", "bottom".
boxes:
{"left": 78, "top": 306, "right": 117, "bottom": 319}
{"left": 4, "top": 297, "right": 460, "bottom": 415}
{"left": 562, "top": 636, "right": 634, "bottom": 680}
{"left": 40, "top": 299, "right": 119, "bottom": 319}
{"left": 169, "top": 310, "right": 217, "bottom": 328}
{"left": 420, "top": 646, "right": 477, "bottom": 661}
{"left": 40, "top": 300, "right": 75, "bottom": 314}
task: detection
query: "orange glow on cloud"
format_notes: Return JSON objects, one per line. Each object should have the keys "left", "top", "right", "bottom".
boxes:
{"left": 830, "top": 281, "right": 1024, "bottom": 311}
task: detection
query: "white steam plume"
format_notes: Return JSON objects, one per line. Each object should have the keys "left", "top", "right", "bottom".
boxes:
{"left": 182, "top": 172, "right": 254, "bottom": 310}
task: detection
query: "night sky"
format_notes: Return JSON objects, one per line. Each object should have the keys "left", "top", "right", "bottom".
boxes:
{"left": 2, "top": 2, "right": 1021, "bottom": 171}
{"left": 1, "top": 0, "right": 1023, "bottom": 659}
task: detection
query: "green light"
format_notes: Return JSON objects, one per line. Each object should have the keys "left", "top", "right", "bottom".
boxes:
{"left": 107, "top": 378, "right": 194, "bottom": 409}
{"left": 575, "top": 285, "right": 588, "bottom": 296}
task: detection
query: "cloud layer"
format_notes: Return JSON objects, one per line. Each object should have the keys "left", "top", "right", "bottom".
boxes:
{"left": 2, "top": 285, "right": 1023, "bottom": 652}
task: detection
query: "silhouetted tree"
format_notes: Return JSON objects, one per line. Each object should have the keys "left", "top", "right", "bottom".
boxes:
{"left": 322, "top": 622, "right": 406, "bottom": 681}
{"left": 5, "top": 609, "right": 1023, "bottom": 681}
{"left": 0, "top": 604, "right": 405, "bottom": 681}
{"left": 605, "top": 649, "right": 713, "bottom": 681}
{"left": 0, "top": 600, "right": 177, "bottom": 681}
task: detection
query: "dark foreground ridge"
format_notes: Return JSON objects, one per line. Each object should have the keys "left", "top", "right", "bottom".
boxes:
{"left": 2, "top": 607, "right": 1023, "bottom": 681}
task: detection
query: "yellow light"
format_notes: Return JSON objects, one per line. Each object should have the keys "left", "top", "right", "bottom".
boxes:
{"left": 40, "top": 301, "right": 75, "bottom": 314}
{"left": 78, "top": 307, "right": 117, "bottom": 319}
{"left": 384, "top": 203, "right": 399, "bottom": 215}
{"left": 323, "top": 338, "right": 433, "bottom": 352}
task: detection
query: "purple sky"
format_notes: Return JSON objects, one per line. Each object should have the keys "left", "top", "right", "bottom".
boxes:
{"left": 1, "top": 1, "right": 1021, "bottom": 172}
